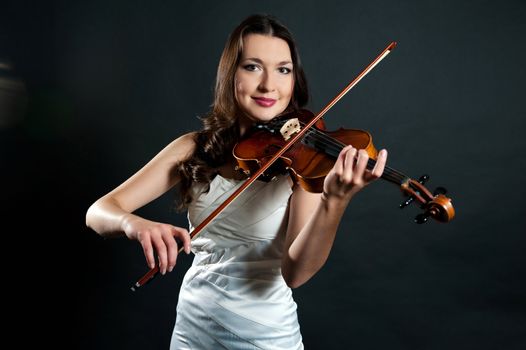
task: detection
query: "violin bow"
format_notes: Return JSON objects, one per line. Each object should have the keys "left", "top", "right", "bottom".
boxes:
{"left": 130, "top": 42, "right": 397, "bottom": 291}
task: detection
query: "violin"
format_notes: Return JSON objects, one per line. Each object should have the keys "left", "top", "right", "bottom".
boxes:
{"left": 234, "top": 108, "right": 455, "bottom": 224}
{"left": 130, "top": 41, "right": 454, "bottom": 291}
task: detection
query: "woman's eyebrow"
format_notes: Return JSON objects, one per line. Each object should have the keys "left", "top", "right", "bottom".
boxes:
{"left": 242, "top": 57, "right": 293, "bottom": 65}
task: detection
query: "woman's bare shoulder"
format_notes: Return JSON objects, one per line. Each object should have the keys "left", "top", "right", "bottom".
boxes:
{"left": 161, "top": 131, "right": 198, "bottom": 164}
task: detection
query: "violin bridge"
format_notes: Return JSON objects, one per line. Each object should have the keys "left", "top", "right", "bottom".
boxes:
{"left": 280, "top": 118, "right": 301, "bottom": 141}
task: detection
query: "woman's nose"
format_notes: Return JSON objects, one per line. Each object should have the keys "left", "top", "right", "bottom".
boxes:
{"left": 258, "top": 72, "right": 276, "bottom": 92}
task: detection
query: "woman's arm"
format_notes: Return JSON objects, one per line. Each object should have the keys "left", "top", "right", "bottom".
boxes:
{"left": 281, "top": 146, "right": 387, "bottom": 288}
{"left": 85, "top": 132, "right": 196, "bottom": 273}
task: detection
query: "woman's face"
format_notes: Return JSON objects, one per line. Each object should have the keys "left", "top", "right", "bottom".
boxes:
{"left": 234, "top": 34, "right": 294, "bottom": 129}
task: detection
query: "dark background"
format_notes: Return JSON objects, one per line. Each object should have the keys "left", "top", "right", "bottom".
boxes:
{"left": 2, "top": 0, "right": 525, "bottom": 349}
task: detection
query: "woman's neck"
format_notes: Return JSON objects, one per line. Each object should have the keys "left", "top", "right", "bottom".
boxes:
{"left": 237, "top": 117, "right": 253, "bottom": 138}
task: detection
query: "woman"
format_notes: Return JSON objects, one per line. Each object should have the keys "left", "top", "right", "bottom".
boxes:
{"left": 86, "top": 14, "right": 387, "bottom": 349}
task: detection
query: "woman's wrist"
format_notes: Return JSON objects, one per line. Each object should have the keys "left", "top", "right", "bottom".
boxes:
{"left": 320, "top": 191, "right": 352, "bottom": 211}
{"left": 120, "top": 213, "right": 138, "bottom": 235}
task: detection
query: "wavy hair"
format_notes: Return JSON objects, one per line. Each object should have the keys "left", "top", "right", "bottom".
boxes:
{"left": 174, "top": 14, "right": 309, "bottom": 210}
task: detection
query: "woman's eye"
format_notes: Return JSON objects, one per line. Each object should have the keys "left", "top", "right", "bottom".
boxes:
{"left": 243, "top": 64, "right": 259, "bottom": 71}
{"left": 278, "top": 67, "right": 292, "bottom": 74}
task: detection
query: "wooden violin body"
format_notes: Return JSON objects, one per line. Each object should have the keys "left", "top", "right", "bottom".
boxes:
{"left": 233, "top": 110, "right": 374, "bottom": 192}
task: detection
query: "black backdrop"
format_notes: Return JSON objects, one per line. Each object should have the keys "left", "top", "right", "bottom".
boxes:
{"left": 2, "top": 0, "right": 525, "bottom": 349}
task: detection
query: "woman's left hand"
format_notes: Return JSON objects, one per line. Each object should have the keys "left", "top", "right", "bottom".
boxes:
{"left": 322, "top": 146, "right": 387, "bottom": 203}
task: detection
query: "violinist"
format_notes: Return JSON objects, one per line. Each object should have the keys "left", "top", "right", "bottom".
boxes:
{"left": 85, "top": 13, "right": 388, "bottom": 349}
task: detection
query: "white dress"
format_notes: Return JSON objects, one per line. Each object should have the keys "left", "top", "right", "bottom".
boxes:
{"left": 170, "top": 174, "right": 304, "bottom": 350}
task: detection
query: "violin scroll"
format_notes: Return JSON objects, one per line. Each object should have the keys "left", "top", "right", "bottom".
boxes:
{"left": 400, "top": 175, "right": 455, "bottom": 224}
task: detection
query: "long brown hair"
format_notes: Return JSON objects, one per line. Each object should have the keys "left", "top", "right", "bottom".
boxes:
{"left": 174, "top": 14, "right": 309, "bottom": 210}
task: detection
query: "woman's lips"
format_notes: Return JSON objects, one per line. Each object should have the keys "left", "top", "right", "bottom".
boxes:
{"left": 252, "top": 97, "right": 277, "bottom": 107}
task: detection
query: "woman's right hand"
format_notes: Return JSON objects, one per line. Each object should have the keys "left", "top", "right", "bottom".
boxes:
{"left": 122, "top": 215, "right": 192, "bottom": 274}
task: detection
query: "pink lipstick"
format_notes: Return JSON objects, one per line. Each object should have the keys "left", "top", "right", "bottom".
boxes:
{"left": 253, "top": 97, "right": 276, "bottom": 107}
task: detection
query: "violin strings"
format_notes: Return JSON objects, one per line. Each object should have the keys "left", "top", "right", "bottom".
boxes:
{"left": 272, "top": 119, "right": 407, "bottom": 184}
{"left": 300, "top": 125, "right": 408, "bottom": 185}
{"left": 304, "top": 127, "right": 405, "bottom": 183}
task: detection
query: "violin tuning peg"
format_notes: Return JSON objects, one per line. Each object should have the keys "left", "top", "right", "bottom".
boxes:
{"left": 418, "top": 174, "right": 430, "bottom": 184}
{"left": 414, "top": 213, "right": 429, "bottom": 224}
{"left": 434, "top": 186, "right": 447, "bottom": 196}
{"left": 400, "top": 196, "right": 414, "bottom": 209}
